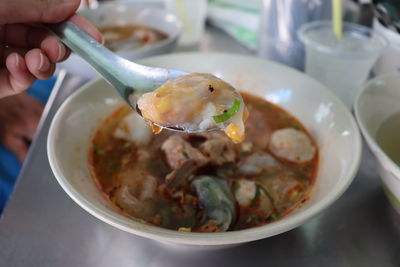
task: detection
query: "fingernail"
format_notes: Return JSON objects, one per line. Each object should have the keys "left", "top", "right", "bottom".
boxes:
{"left": 57, "top": 43, "right": 66, "bottom": 62}
{"left": 14, "top": 54, "right": 19, "bottom": 68}
{"left": 38, "top": 52, "right": 50, "bottom": 72}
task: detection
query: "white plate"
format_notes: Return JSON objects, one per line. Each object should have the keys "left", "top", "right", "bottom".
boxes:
{"left": 48, "top": 53, "right": 361, "bottom": 247}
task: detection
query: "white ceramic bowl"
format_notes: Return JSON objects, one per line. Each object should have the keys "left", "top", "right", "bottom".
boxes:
{"left": 58, "top": 2, "right": 182, "bottom": 79}
{"left": 48, "top": 53, "right": 361, "bottom": 246}
{"left": 355, "top": 72, "right": 400, "bottom": 214}
{"left": 373, "top": 18, "right": 400, "bottom": 75}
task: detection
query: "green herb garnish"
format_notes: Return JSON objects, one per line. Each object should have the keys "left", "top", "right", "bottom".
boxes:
{"left": 225, "top": 169, "right": 234, "bottom": 176}
{"left": 93, "top": 146, "right": 106, "bottom": 156}
{"left": 251, "top": 185, "right": 261, "bottom": 207}
{"left": 232, "top": 181, "right": 241, "bottom": 192}
{"left": 217, "top": 168, "right": 234, "bottom": 177}
{"left": 182, "top": 151, "right": 190, "bottom": 159}
{"left": 160, "top": 207, "right": 171, "bottom": 227}
{"left": 251, "top": 184, "right": 274, "bottom": 207}
{"left": 270, "top": 213, "right": 278, "bottom": 219}
{"left": 212, "top": 99, "right": 241, "bottom": 123}
{"left": 258, "top": 184, "right": 274, "bottom": 204}
{"left": 171, "top": 206, "right": 178, "bottom": 212}
{"left": 123, "top": 142, "right": 131, "bottom": 148}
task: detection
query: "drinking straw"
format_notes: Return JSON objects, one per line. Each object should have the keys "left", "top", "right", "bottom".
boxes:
{"left": 332, "top": 0, "right": 343, "bottom": 40}
{"left": 175, "top": 0, "right": 193, "bottom": 34}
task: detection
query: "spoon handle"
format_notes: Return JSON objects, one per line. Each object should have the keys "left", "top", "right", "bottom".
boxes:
{"left": 44, "top": 21, "right": 184, "bottom": 96}
{"left": 44, "top": 21, "right": 136, "bottom": 95}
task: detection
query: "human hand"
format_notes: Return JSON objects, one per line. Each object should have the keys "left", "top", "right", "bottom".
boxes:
{"left": 0, "top": 0, "right": 103, "bottom": 98}
{"left": 0, "top": 93, "right": 44, "bottom": 162}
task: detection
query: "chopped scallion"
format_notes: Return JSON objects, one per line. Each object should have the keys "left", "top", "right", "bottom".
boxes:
{"left": 226, "top": 169, "right": 234, "bottom": 176}
{"left": 232, "top": 181, "right": 240, "bottom": 192}
{"left": 251, "top": 185, "right": 261, "bottom": 207}
{"left": 160, "top": 208, "right": 171, "bottom": 227}
{"left": 182, "top": 151, "right": 190, "bottom": 159}
{"left": 212, "top": 99, "right": 241, "bottom": 123}
{"left": 123, "top": 142, "right": 131, "bottom": 148}
{"left": 94, "top": 146, "right": 106, "bottom": 156}
{"left": 252, "top": 184, "right": 274, "bottom": 207}
{"left": 171, "top": 206, "right": 179, "bottom": 212}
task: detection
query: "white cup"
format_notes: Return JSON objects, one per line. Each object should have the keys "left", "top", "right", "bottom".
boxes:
{"left": 298, "top": 21, "right": 388, "bottom": 109}
{"left": 164, "top": 0, "right": 207, "bottom": 46}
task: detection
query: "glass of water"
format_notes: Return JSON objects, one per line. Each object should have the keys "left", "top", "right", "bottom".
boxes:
{"left": 298, "top": 21, "right": 388, "bottom": 109}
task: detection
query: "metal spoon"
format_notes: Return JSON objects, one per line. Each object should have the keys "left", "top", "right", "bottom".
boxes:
{"left": 44, "top": 20, "right": 192, "bottom": 132}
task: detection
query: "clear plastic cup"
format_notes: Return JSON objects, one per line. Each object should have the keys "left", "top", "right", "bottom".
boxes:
{"left": 298, "top": 21, "right": 388, "bottom": 109}
{"left": 164, "top": 0, "right": 207, "bottom": 46}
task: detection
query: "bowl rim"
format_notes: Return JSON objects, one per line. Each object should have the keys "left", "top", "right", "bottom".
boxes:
{"left": 354, "top": 72, "right": 400, "bottom": 182}
{"left": 48, "top": 52, "right": 362, "bottom": 245}
{"left": 373, "top": 18, "right": 400, "bottom": 48}
{"left": 77, "top": 2, "right": 183, "bottom": 57}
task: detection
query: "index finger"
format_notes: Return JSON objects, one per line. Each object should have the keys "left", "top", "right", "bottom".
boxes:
{"left": 1, "top": 14, "right": 103, "bottom": 63}
{"left": 2, "top": 14, "right": 103, "bottom": 50}
{"left": 0, "top": 0, "right": 80, "bottom": 25}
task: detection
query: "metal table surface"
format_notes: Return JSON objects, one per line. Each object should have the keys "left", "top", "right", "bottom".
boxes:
{"left": 1, "top": 26, "right": 399, "bottom": 267}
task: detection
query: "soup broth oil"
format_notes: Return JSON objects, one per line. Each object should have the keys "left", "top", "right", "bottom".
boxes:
{"left": 376, "top": 112, "right": 400, "bottom": 166}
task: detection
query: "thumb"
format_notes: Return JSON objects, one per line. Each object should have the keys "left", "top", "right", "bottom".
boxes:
{"left": 0, "top": 0, "right": 81, "bottom": 25}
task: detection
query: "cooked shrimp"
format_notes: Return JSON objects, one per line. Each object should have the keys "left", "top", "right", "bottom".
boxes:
{"left": 234, "top": 179, "right": 257, "bottom": 207}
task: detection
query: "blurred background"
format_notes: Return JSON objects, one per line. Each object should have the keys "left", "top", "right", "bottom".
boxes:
{"left": 69, "top": 0, "right": 399, "bottom": 74}
{"left": 57, "top": 0, "right": 398, "bottom": 110}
